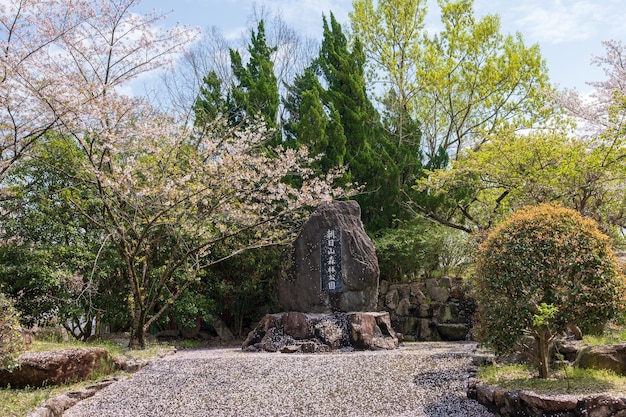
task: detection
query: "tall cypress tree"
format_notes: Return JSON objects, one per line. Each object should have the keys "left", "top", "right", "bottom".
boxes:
{"left": 193, "top": 70, "right": 228, "bottom": 130}
{"left": 314, "top": 13, "right": 401, "bottom": 231}
{"left": 283, "top": 68, "right": 347, "bottom": 176}
{"left": 230, "top": 20, "right": 280, "bottom": 145}
{"left": 317, "top": 14, "right": 379, "bottom": 183}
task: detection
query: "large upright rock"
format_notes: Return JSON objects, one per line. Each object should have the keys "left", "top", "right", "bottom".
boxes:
{"left": 277, "top": 200, "right": 379, "bottom": 313}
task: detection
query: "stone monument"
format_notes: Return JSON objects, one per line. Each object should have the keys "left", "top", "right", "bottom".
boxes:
{"left": 242, "top": 200, "right": 398, "bottom": 353}
{"left": 276, "top": 200, "right": 379, "bottom": 313}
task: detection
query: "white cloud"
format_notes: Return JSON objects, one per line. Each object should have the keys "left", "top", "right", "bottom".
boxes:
{"left": 263, "top": 0, "right": 352, "bottom": 38}
{"left": 512, "top": 0, "right": 625, "bottom": 44}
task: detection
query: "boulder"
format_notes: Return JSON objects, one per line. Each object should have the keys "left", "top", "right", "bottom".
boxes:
{"left": 471, "top": 379, "right": 626, "bottom": 417}
{"left": 556, "top": 339, "right": 582, "bottom": 362}
{"left": 284, "top": 312, "right": 313, "bottom": 340}
{"left": 385, "top": 289, "right": 399, "bottom": 310}
{"left": 379, "top": 280, "right": 389, "bottom": 295}
{"left": 27, "top": 377, "right": 122, "bottom": 417}
{"left": 210, "top": 316, "right": 234, "bottom": 342}
{"left": 277, "top": 200, "right": 379, "bottom": 313}
{"left": 396, "top": 317, "right": 420, "bottom": 340}
{"left": 395, "top": 298, "right": 412, "bottom": 317}
{"left": 347, "top": 312, "right": 398, "bottom": 350}
{"left": 517, "top": 391, "right": 578, "bottom": 414}
{"left": 315, "top": 319, "right": 345, "bottom": 349}
{"left": 0, "top": 348, "right": 113, "bottom": 388}
{"left": 575, "top": 344, "right": 626, "bottom": 374}
{"left": 242, "top": 312, "right": 398, "bottom": 352}
{"left": 429, "top": 287, "right": 450, "bottom": 303}
{"left": 418, "top": 319, "right": 432, "bottom": 340}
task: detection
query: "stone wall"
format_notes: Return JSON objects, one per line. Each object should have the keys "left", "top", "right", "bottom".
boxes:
{"left": 377, "top": 277, "right": 476, "bottom": 342}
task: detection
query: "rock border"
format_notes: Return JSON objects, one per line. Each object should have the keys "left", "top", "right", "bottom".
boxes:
{"left": 25, "top": 354, "right": 159, "bottom": 417}
{"left": 467, "top": 380, "right": 626, "bottom": 416}
{"left": 465, "top": 342, "right": 626, "bottom": 416}
{"left": 27, "top": 376, "right": 126, "bottom": 417}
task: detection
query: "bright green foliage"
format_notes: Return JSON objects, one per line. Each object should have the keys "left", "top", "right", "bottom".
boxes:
{"left": 533, "top": 303, "right": 558, "bottom": 328}
{"left": 350, "top": 0, "right": 552, "bottom": 232}
{"left": 425, "top": 0, "right": 551, "bottom": 159}
{"left": 352, "top": 0, "right": 552, "bottom": 161}
{"left": 374, "top": 219, "right": 470, "bottom": 281}
{"left": 351, "top": 0, "right": 426, "bottom": 132}
{"left": 230, "top": 20, "right": 280, "bottom": 144}
{"left": 415, "top": 130, "right": 626, "bottom": 236}
{"left": 0, "top": 292, "right": 25, "bottom": 370}
{"left": 474, "top": 204, "right": 626, "bottom": 378}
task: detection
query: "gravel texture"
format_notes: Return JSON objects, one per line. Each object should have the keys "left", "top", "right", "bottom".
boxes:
{"left": 63, "top": 342, "right": 494, "bottom": 417}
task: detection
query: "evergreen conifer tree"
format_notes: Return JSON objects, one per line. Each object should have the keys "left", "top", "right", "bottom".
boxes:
{"left": 229, "top": 21, "right": 280, "bottom": 145}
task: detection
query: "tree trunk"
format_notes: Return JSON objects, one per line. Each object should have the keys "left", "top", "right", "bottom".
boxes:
{"left": 535, "top": 331, "right": 550, "bottom": 379}
{"left": 128, "top": 305, "right": 146, "bottom": 349}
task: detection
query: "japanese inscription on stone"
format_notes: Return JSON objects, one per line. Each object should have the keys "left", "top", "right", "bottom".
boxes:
{"left": 320, "top": 227, "right": 343, "bottom": 293}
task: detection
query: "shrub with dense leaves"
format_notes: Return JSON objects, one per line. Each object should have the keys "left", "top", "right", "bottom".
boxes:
{"left": 374, "top": 220, "right": 471, "bottom": 281}
{"left": 0, "top": 291, "right": 25, "bottom": 370}
{"left": 473, "top": 204, "right": 626, "bottom": 378}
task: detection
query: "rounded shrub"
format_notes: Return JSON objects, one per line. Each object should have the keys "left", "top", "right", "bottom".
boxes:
{"left": 0, "top": 291, "right": 25, "bottom": 370}
{"left": 473, "top": 204, "right": 626, "bottom": 377}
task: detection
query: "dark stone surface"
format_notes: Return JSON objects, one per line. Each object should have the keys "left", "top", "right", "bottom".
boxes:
{"left": 436, "top": 323, "right": 469, "bottom": 341}
{"left": 28, "top": 377, "right": 123, "bottom": 417}
{"left": 377, "top": 277, "right": 475, "bottom": 342}
{"left": 277, "top": 201, "right": 379, "bottom": 313}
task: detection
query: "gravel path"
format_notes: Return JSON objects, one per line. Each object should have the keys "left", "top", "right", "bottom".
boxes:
{"left": 63, "top": 342, "right": 494, "bottom": 417}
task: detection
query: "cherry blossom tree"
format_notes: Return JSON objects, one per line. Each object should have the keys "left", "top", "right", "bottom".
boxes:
{"left": 556, "top": 40, "right": 626, "bottom": 141}
{"left": 0, "top": 0, "right": 193, "bottom": 177}
{"left": 70, "top": 111, "right": 345, "bottom": 348}
{"left": 553, "top": 40, "right": 626, "bottom": 232}
{"left": 0, "top": 0, "right": 346, "bottom": 348}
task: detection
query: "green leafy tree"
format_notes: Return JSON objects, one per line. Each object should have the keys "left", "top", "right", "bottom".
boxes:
{"left": 193, "top": 70, "right": 230, "bottom": 131}
{"left": 314, "top": 13, "right": 403, "bottom": 230}
{"left": 473, "top": 204, "right": 626, "bottom": 378}
{"left": 203, "top": 244, "right": 282, "bottom": 337}
{"left": 374, "top": 219, "right": 469, "bottom": 281}
{"left": 0, "top": 292, "right": 24, "bottom": 370}
{"left": 317, "top": 14, "right": 381, "bottom": 182}
{"left": 0, "top": 135, "right": 126, "bottom": 338}
{"left": 552, "top": 40, "right": 626, "bottom": 236}
{"left": 351, "top": 0, "right": 425, "bottom": 153}
{"left": 66, "top": 110, "right": 344, "bottom": 349}
{"left": 354, "top": 0, "right": 552, "bottom": 160}
{"left": 351, "top": 0, "right": 554, "bottom": 234}
{"left": 414, "top": 130, "right": 626, "bottom": 236}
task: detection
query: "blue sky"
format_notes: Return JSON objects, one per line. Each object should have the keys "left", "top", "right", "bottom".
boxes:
{"left": 139, "top": 0, "right": 626, "bottom": 94}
